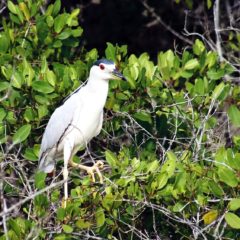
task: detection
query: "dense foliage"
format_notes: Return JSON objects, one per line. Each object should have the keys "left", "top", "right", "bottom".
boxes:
{"left": 0, "top": 1, "right": 240, "bottom": 239}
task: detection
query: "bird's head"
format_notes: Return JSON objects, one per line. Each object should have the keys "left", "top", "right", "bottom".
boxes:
{"left": 90, "top": 59, "right": 126, "bottom": 81}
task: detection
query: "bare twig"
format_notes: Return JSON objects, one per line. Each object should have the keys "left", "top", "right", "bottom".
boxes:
{"left": 0, "top": 180, "right": 65, "bottom": 218}
{"left": 140, "top": 0, "right": 193, "bottom": 45}
{"left": 214, "top": 0, "right": 224, "bottom": 62}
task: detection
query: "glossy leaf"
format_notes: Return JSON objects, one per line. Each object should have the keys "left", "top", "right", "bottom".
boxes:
{"left": 54, "top": 14, "right": 67, "bottom": 33}
{"left": 193, "top": 39, "right": 205, "bottom": 55}
{"left": 161, "top": 151, "right": 177, "bottom": 177}
{"left": 34, "top": 171, "right": 47, "bottom": 189}
{"left": 52, "top": 0, "right": 61, "bottom": 16}
{"left": 13, "top": 124, "right": 31, "bottom": 144}
{"left": 32, "top": 81, "right": 54, "bottom": 93}
{"left": 225, "top": 212, "right": 240, "bottom": 229}
{"left": 105, "top": 150, "right": 117, "bottom": 168}
{"left": 228, "top": 199, "right": 240, "bottom": 211}
{"left": 7, "top": 1, "right": 17, "bottom": 14}
{"left": 19, "top": 2, "right": 30, "bottom": 21}
{"left": 212, "top": 82, "right": 225, "bottom": 100}
{"left": 184, "top": 59, "right": 199, "bottom": 70}
{"left": 0, "top": 81, "right": 9, "bottom": 92}
{"left": 218, "top": 167, "right": 238, "bottom": 187}
{"left": 134, "top": 111, "right": 152, "bottom": 124}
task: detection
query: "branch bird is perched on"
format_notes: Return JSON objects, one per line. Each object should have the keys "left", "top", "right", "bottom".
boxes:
{"left": 38, "top": 59, "right": 126, "bottom": 207}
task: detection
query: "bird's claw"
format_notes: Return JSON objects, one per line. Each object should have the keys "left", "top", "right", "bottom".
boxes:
{"left": 87, "top": 160, "right": 104, "bottom": 184}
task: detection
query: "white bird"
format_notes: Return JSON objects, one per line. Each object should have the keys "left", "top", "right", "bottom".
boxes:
{"left": 38, "top": 59, "right": 126, "bottom": 207}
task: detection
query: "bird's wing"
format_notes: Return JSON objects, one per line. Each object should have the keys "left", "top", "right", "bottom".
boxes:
{"left": 95, "top": 110, "right": 103, "bottom": 137}
{"left": 39, "top": 93, "right": 83, "bottom": 160}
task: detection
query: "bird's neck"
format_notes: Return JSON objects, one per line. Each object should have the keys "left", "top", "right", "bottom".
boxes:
{"left": 86, "top": 76, "right": 109, "bottom": 107}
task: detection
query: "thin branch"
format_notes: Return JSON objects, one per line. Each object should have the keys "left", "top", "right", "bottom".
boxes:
{"left": 140, "top": 0, "right": 193, "bottom": 45}
{"left": 0, "top": 180, "right": 65, "bottom": 218}
{"left": 214, "top": 0, "right": 224, "bottom": 62}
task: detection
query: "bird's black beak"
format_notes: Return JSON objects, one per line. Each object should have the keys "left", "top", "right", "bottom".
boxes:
{"left": 112, "top": 69, "right": 126, "bottom": 81}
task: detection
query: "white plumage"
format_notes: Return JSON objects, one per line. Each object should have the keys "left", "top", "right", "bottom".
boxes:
{"left": 38, "top": 59, "right": 125, "bottom": 207}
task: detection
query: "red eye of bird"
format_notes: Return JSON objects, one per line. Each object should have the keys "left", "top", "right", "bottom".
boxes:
{"left": 99, "top": 64, "right": 105, "bottom": 70}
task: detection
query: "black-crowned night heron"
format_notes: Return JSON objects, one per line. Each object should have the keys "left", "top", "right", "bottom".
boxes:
{"left": 38, "top": 59, "right": 126, "bottom": 207}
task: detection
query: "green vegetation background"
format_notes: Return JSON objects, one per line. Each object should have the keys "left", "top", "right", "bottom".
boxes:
{"left": 0, "top": 0, "right": 240, "bottom": 239}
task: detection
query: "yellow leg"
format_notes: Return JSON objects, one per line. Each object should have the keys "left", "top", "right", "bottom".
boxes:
{"left": 69, "top": 159, "right": 104, "bottom": 183}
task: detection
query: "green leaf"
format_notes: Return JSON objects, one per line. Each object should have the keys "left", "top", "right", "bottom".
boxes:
{"left": 15, "top": 5, "right": 24, "bottom": 23}
{"left": 172, "top": 202, "right": 184, "bottom": 212}
{"left": 67, "top": 8, "right": 80, "bottom": 26}
{"left": 203, "top": 210, "right": 218, "bottom": 225}
{"left": 46, "top": 15, "right": 54, "bottom": 27}
{"left": 56, "top": 208, "right": 65, "bottom": 221}
{"left": 24, "top": 108, "right": 35, "bottom": 122}
{"left": 212, "top": 82, "right": 225, "bottom": 100}
{"left": 54, "top": 14, "right": 67, "bottom": 33}
{"left": 0, "top": 81, "right": 9, "bottom": 92}
{"left": 206, "top": 51, "right": 217, "bottom": 68}
{"left": 57, "top": 29, "right": 71, "bottom": 40}
{"left": 105, "top": 42, "right": 116, "bottom": 61}
{"left": 76, "top": 219, "right": 91, "bottom": 229}
{"left": 46, "top": 70, "right": 56, "bottom": 86}
{"left": 161, "top": 151, "right": 177, "bottom": 177}
{"left": 19, "top": 2, "right": 30, "bottom": 21}
{"left": 225, "top": 212, "right": 240, "bottom": 229}
{"left": 95, "top": 207, "right": 105, "bottom": 227}
{"left": 207, "top": 69, "right": 225, "bottom": 80}
{"left": 34, "top": 171, "right": 47, "bottom": 189}
{"left": 12, "top": 71, "right": 22, "bottom": 89}
{"left": 13, "top": 124, "right": 31, "bottom": 144}
{"left": 134, "top": 111, "right": 152, "bottom": 124}
{"left": 208, "top": 180, "right": 224, "bottom": 197}
{"left": 174, "top": 171, "right": 187, "bottom": 194}
{"left": 72, "top": 27, "right": 83, "bottom": 37}
{"left": 228, "top": 105, "right": 240, "bottom": 127}
{"left": 218, "top": 167, "right": 238, "bottom": 187}
{"left": 183, "top": 59, "right": 199, "bottom": 70}
{"left": 0, "top": 108, "right": 6, "bottom": 121}
{"left": 147, "top": 160, "right": 159, "bottom": 173}
{"left": 23, "top": 148, "right": 38, "bottom": 161}
{"left": 157, "top": 172, "right": 168, "bottom": 189}
{"left": 193, "top": 39, "right": 205, "bottom": 55}
{"left": 129, "top": 64, "right": 139, "bottom": 80}
{"left": 23, "top": 59, "right": 34, "bottom": 86}
{"left": 229, "top": 199, "right": 240, "bottom": 211}
{"left": 62, "top": 224, "right": 73, "bottom": 234}
{"left": 165, "top": 50, "right": 175, "bottom": 68}
{"left": 38, "top": 105, "right": 48, "bottom": 120}
{"left": 194, "top": 78, "right": 204, "bottom": 95}
{"left": 207, "top": 0, "right": 212, "bottom": 9}
{"left": 32, "top": 81, "right": 54, "bottom": 93}
{"left": 0, "top": 34, "right": 9, "bottom": 53}
{"left": 53, "top": 40, "right": 62, "bottom": 48}
{"left": 105, "top": 150, "right": 117, "bottom": 168}
{"left": 52, "top": 0, "right": 61, "bottom": 16}
{"left": 7, "top": 1, "right": 17, "bottom": 14}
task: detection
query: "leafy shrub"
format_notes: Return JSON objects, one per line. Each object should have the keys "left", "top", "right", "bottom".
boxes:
{"left": 1, "top": 1, "right": 240, "bottom": 240}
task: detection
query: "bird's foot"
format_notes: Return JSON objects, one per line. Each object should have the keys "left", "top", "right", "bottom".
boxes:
{"left": 86, "top": 160, "right": 104, "bottom": 183}
{"left": 69, "top": 159, "right": 104, "bottom": 183}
